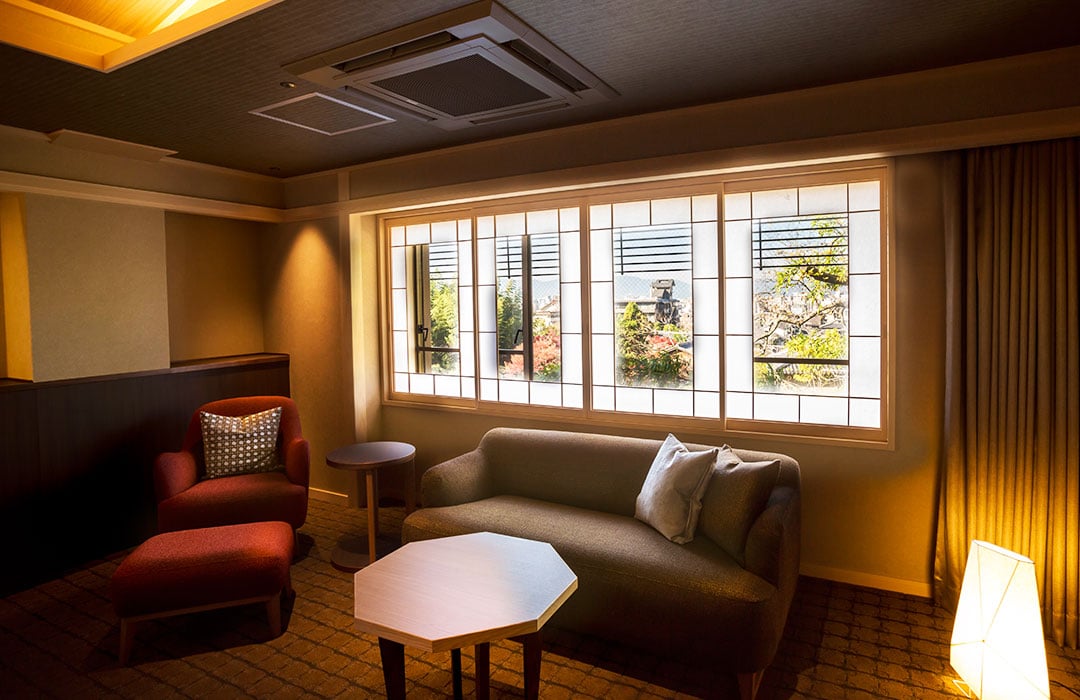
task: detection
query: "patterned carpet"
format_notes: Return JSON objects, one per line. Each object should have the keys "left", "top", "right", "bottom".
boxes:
{"left": 2, "top": 497, "right": 1078, "bottom": 699}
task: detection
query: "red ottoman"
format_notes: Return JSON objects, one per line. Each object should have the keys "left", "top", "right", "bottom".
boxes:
{"left": 110, "top": 521, "right": 294, "bottom": 664}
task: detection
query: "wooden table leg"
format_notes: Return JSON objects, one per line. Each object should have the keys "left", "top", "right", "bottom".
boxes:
{"left": 475, "top": 642, "right": 490, "bottom": 700}
{"left": 365, "top": 470, "right": 378, "bottom": 565}
{"left": 378, "top": 637, "right": 406, "bottom": 700}
{"left": 451, "top": 648, "right": 463, "bottom": 700}
{"left": 518, "top": 632, "right": 542, "bottom": 700}
{"left": 405, "top": 457, "right": 417, "bottom": 514}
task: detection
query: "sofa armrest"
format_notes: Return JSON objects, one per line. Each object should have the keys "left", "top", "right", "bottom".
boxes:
{"left": 284, "top": 437, "right": 310, "bottom": 488}
{"left": 420, "top": 449, "right": 494, "bottom": 507}
{"left": 153, "top": 451, "right": 198, "bottom": 502}
{"left": 744, "top": 486, "right": 801, "bottom": 589}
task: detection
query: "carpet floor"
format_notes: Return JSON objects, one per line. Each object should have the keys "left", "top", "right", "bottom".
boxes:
{"left": 2, "top": 498, "right": 1078, "bottom": 699}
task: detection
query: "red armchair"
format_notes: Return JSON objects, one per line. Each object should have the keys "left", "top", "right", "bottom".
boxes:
{"left": 154, "top": 396, "right": 309, "bottom": 533}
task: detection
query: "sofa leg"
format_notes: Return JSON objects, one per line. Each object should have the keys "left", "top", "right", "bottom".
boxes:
{"left": 118, "top": 619, "right": 136, "bottom": 665}
{"left": 266, "top": 591, "right": 282, "bottom": 637}
{"left": 737, "top": 670, "right": 763, "bottom": 700}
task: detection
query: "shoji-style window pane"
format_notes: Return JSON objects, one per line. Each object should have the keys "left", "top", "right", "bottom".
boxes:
{"left": 724, "top": 173, "right": 886, "bottom": 435}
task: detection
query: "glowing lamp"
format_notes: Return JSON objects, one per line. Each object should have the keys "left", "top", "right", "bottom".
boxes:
{"left": 950, "top": 540, "right": 1050, "bottom": 700}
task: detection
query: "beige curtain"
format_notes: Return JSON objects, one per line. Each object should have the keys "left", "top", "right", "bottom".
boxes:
{"left": 935, "top": 138, "right": 1080, "bottom": 648}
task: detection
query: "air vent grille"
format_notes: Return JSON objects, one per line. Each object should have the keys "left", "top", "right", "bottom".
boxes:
{"left": 250, "top": 93, "right": 393, "bottom": 135}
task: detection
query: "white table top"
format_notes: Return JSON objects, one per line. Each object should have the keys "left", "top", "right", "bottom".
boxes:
{"left": 353, "top": 532, "right": 577, "bottom": 653}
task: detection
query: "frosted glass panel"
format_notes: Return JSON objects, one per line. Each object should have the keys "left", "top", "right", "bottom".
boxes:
{"left": 461, "top": 380, "right": 475, "bottom": 399}
{"left": 593, "top": 385, "right": 614, "bottom": 410}
{"left": 613, "top": 201, "right": 650, "bottom": 227}
{"left": 651, "top": 197, "right": 691, "bottom": 225}
{"left": 849, "top": 211, "right": 881, "bottom": 274}
{"left": 850, "top": 337, "right": 881, "bottom": 398}
{"left": 527, "top": 209, "right": 558, "bottom": 234}
{"left": 479, "top": 331, "right": 497, "bottom": 377}
{"left": 391, "top": 248, "right": 406, "bottom": 288}
{"left": 431, "top": 220, "right": 456, "bottom": 243}
{"left": 530, "top": 381, "right": 561, "bottom": 406}
{"left": 695, "top": 391, "right": 720, "bottom": 418}
{"left": 692, "top": 222, "right": 718, "bottom": 278}
{"left": 724, "top": 192, "right": 751, "bottom": 221}
{"left": 799, "top": 183, "right": 848, "bottom": 216}
{"left": 560, "top": 230, "right": 580, "bottom": 282}
{"left": 393, "top": 331, "right": 408, "bottom": 370}
{"left": 561, "top": 333, "right": 582, "bottom": 383}
{"left": 410, "top": 373, "right": 434, "bottom": 395}
{"left": 693, "top": 335, "right": 720, "bottom": 391}
{"left": 590, "top": 229, "right": 613, "bottom": 281}
{"left": 850, "top": 274, "right": 881, "bottom": 335}
{"left": 561, "top": 284, "right": 582, "bottom": 333}
{"left": 591, "top": 282, "right": 614, "bottom": 333}
{"left": 477, "top": 216, "right": 494, "bottom": 238}
{"left": 616, "top": 386, "right": 652, "bottom": 413}
{"left": 755, "top": 393, "right": 798, "bottom": 422}
{"left": 655, "top": 389, "right": 693, "bottom": 416}
{"left": 458, "top": 292, "right": 473, "bottom": 332}
{"left": 560, "top": 207, "right": 580, "bottom": 232}
{"left": 391, "top": 290, "right": 407, "bottom": 330}
{"left": 590, "top": 204, "right": 611, "bottom": 229}
{"left": 391, "top": 226, "right": 405, "bottom": 246}
{"left": 726, "top": 391, "right": 752, "bottom": 419}
{"left": 725, "top": 278, "right": 752, "bottom": 335}
{"left": 693, "top": 279, "right": 719, "bottom": 334}
{"left": 434, "top": 374, "right": 460, "bottom": 397}
{"left": 405, "top": 224, "right": 430, "bottom": 245}
{"left": 495, "top": 212, "right": 525, "bottom": 236}
{"left": 752, "top": 188, "right": 797, "bottom": 218}
{"left": 477, "top": 285, "right": 496, "bottom": 332}
{"left": 801, "top": 396, "right": 847, "bottom": 425}
{"left": 459, "top": 332, "right": 475, "bottom": 376}
{"left": 592, "top": 334, "right": 615, "bottom": 385}
{"left": 849, "top": 180, "right": 880, "bottom": 211}
{"left": 458, "top": 242, "right": 473, "bottom": 284}
{"left": 458, "top": 219, "right": 472, "bottom": 240}
{"left": 850, "top": 398, "right": 881, "bottom": 427}
{"left": 394, "top": 373, "right": 409, "bottom": 393}
{"left": 692, "top": 194, "right": 717, "bottom": 222}
{"left": 480, "top": 378, "right": 498, "bottom": 401}
{"left": 724, "top": 219, "right": 752, "bottom": 278}
{"left": 563, "top": 384, "right": 583, "bottom": 408}
{"left": 476, "top": 239, "right": 495, "bottom": 285}
{"left": 499, "top": 380, "right": 528, "bottom": 404}
{"left": 726, "top": 336, "right": 753, "bottom": 391}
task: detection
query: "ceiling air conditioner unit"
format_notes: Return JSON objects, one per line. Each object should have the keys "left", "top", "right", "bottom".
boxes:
{"left": 284, "top": 0, "right": 616, "bottom": 130}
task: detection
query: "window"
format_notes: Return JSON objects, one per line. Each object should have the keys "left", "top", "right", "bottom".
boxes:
{"left": 379, "top": 163, "right": 889, "bottom": 443}
{"left": 723, "top": 172, "right": 885, "bottom": 432}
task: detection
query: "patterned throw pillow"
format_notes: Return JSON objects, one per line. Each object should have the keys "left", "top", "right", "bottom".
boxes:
{"left": 200, "top": 407, "right": 282, "bottom": 479}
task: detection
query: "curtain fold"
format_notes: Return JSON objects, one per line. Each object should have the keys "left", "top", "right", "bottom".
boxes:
{"left": 935, "top": 138, "right": 1079, "bottom": 649}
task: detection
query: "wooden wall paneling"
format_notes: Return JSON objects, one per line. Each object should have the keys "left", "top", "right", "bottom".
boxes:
{"left": 0, "top": 387, "right": 42, "bottom": 594}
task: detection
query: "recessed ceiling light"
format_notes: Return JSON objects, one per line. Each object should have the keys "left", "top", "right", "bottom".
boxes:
{"left": 280, "top": 81, "right": 297, "bottom": 89}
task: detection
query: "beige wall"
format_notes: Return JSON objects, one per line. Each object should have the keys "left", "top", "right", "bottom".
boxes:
{"left": 23, "top": 195, "right": 170, "bottom": 382}
{"left": 261, "top": 216, "right": 356, "bottom": 496}
{"left": 164, "top": 212, "right": 267, "bottom": 362}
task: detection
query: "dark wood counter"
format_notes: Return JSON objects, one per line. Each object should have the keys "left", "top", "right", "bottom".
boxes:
{"left": 0, "top": 354, "right": 290, "bottom": 595}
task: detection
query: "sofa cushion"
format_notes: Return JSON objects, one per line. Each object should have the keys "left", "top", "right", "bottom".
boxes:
{"left": 634, "top": 434, "right": 718, "bottom": 543}
{"left": 200, "top": 407, "right": 281, "bottom": 479}
{"left": 699, "top": 447, "right": 781, "bottom": 564}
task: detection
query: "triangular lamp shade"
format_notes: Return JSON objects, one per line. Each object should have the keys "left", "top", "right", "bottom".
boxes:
{"left": 950, "top": 540, "right": 1050, "bottom": 700}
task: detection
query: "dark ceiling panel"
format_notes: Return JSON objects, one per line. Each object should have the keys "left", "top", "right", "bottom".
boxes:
{"left": 1, "top": 0, "right": 1078, "bottom": 177}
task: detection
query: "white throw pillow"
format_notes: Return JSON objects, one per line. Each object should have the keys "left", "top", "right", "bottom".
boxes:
{"left": 634, "top": 434, "right": 719, "bottom": 544}
{"left": 200, "top": 406, "right": 282, "bottom": 479}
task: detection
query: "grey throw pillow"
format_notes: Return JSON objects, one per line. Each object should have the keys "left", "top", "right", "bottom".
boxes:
{"left": 698, "top": 446, "right": 780, "bottom": 564}
{"left": 200, "top": 407, "right": 282, "bottom": 479}
{"left": 634, "top": 434, "right": 718, "bottom": 544}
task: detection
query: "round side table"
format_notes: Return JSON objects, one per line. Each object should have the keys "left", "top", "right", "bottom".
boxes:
{"left": 326, "top": 441, "right": 416, "bottom": 571}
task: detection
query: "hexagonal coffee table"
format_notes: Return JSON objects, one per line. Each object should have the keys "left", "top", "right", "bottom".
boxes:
{"left": 352, "top": 532, "right": 577, "bottom": 699}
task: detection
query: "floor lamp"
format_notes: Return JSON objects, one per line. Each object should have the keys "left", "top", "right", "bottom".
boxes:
{"left": 949, "top": 540, "right": 1050, "bottom": 700}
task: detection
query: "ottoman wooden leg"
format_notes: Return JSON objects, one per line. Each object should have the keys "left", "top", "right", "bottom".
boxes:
{"left": 266, "top": 591, "right": 282, "bottom": 637}
{"left": 118, "top": 619, "right": 136, "bottom": 665}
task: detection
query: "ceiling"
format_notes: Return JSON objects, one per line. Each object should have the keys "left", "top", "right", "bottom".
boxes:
{"left": 1, "top": 0, "right": 1079, "bottom": 178}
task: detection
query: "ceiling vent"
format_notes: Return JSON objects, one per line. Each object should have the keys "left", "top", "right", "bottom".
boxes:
{"left": 283, "top": 0, "right": 616, "bottom": 130}
{"left": 250, "top": 92, "right": 393, "bottom": 135}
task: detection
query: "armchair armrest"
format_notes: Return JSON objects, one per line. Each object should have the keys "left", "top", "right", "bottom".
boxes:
{"left": 420, "top": 449, "right": 494, "bottom": 507}
{"left": 154, "top": 451, "right": 198, "bottom": 502}
{"left": 284, "top": 437, "right": 310, "bottom": 487}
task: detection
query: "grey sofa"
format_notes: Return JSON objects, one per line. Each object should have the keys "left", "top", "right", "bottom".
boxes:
{"left": 401, "top": 427, "right": 801, "bottom": 699}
